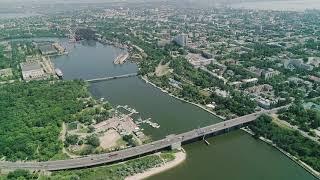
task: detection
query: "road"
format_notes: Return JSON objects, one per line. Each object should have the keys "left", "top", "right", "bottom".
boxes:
{"left": 0, "top": 107, "right": 284, "bottom": 171}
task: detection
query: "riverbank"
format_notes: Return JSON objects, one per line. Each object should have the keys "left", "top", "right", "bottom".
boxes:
{"left": 139, "top": 75, "right": 320, "bottom": 179}
{"left": 242, "top": 127, "right": 320, "bottom": 179}
{"left": 141, "top": 76, "right": 226, "bottom": 120}
{"left": 125, "top": 151, "right": 186, "bottom": 180}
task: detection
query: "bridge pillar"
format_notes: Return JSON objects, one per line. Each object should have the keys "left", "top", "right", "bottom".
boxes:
{"left": 171, "top": 141, "right": 182, "bottom": 150}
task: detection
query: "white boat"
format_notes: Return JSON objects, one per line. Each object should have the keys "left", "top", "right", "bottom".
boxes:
{"left": 55, "top": 68, "right": 63, "bottom": 78}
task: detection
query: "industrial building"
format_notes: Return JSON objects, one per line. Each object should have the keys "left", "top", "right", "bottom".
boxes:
{"left": 20, "top": 61, "right": 46, "bottom": 81}
{"left": 38, "top": 44, "right": 58, "bottom": 55}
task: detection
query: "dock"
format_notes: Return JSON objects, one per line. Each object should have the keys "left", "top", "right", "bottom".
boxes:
{"left": 204, "top": 139, "right": 210, "bottom": 145}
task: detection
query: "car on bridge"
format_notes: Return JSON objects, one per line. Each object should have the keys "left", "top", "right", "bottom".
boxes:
{"left": 108, "top": 154, "right": 118, "bottom": 158}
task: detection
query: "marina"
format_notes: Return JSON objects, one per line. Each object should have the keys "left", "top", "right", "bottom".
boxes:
{"left": 117, "top": 105, "right": 161, "bottom": 129}
{"left": 136, "top": 118, "right": 161, "bottom": 129}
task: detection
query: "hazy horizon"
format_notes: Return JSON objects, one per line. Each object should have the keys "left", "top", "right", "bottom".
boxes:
{"left": 1, "top": 0, "right": 320, "bottom": 12}
{"left": 0, "top": 0, "right": 305, "bottom": 3}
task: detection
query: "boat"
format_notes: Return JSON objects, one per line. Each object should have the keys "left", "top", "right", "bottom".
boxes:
{"left": 55, "top": 68, "right": 63, "bottom": 78}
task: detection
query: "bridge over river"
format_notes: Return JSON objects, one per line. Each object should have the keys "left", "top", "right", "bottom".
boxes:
{"left": 85, "top": 73, "right": 138, "bottom": 83}
{"left": 0, "top": 107, "right": 285, "bottom": 171}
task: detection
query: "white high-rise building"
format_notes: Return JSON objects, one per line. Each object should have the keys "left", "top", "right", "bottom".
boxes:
{"left": 173, "top": 34, "right": 188, "bottom": 47}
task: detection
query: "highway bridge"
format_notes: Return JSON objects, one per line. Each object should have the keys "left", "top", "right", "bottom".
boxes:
{"left": 0, "top": 107, "right": 285, "bottom": 171}
{"left": 86, "top": 73, "right": 138, "bottom": 83}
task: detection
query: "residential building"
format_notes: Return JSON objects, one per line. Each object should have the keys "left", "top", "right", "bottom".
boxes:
{"left": 186, "top": 53, "right": 215, "bottom": 68}
{"left": 284, "top": 59, "right": 314, "bottom": 71}
{"left": 0, "top": 68, "right": 13, "bottom": 78}
{"left": 309, "top": 75, "right": 320, "bottom": 84}
{"left": 173, "top": 34, "right": 188, "bottom": 46}
{"left": 262, "top": 68, "right": 280, "bottom": 80}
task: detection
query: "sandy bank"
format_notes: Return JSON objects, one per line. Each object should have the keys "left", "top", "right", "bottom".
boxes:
{"left": 125, "top": 151, "right": 186, "bottom": 180}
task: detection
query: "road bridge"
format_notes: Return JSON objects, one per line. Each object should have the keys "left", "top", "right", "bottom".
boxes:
{"left": 85, "top": 73, "right": 138, "bottom": 83}
{"left": 0, "top": 107, "right": 285, "bottom": 171}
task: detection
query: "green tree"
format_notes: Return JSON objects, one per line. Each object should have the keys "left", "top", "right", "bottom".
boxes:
{"left": 85, "top": 135, "right": 100, "bottom": 147}
{"left": 65, "top": 135, "right": 79, "bottom": 146}
{"left": 7, "top": 169, "right": 36, "bottom": 180}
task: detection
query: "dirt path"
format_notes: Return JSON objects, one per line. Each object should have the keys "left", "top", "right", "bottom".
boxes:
{"left": 272, "top": 114, "right": 320, "bottom": 144}
{"left": 59, "top": 122, "right": 67, "bottom": 141}
{"left": 60, "top": 122, "right": 81, "bottom": 159}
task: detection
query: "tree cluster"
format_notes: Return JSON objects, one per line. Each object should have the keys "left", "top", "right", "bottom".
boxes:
{"left": 0, "top": 80, "right": 88, "bottom": 161}
{"left": 278, "top": 104, "right": 320, "bottom": 131}
{"left": 250, "top": 115, "right": 320, "bottom": 171}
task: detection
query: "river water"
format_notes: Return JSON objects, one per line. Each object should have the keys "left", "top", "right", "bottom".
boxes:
{"left": 52, "top": 40, "right": 316, "bottom": 180}
{"left": 53, "top": 40, "right": 137, "bottom": 80}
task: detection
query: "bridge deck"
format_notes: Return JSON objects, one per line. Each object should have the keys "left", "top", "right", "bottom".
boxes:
{"left": 0, "top": 107, "right": 284, "bottom": 171}
{"left": 86, "top": 73, "right": 138, "bottom": 83}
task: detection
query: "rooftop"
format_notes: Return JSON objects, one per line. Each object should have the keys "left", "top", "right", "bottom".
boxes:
{"left": 38, "top": 44, "right": 57, "bottom": 55}
{"left": 20, "top": 62, "right": 42, "bottom": 72}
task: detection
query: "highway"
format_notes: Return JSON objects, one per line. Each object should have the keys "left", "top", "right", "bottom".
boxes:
{"left": 0, "top": 107, "right": 284, "bottom": 171}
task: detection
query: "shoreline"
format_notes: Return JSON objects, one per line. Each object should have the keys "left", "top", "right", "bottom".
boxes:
{"left": 125, "top": 151, "right": 186, "bottom": 180}
{"left": 242, "top": 127, "right": 320, "bottom": 179}
{"left": 140, "top": 76, "right": 226, "bottom": 120}
{"left": 140, "top": 76, "right": 320, "bottom": 179}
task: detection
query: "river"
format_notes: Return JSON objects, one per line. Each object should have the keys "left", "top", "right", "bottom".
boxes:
{"left": 51, "top": 39, "right": 316, "bottom": 180}
{"left": 53, "top": 39, "right": 137, "bottom": 80}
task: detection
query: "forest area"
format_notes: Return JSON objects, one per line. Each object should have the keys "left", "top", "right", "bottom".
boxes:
{"left": 0, "top": 80, "right": 89, "bottom": 161}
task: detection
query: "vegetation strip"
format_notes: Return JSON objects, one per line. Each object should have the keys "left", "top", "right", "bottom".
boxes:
{"left": 249, "top": 115, "right": 320, "bottom": 178}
